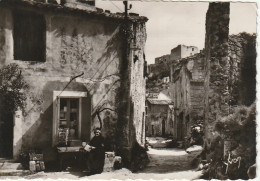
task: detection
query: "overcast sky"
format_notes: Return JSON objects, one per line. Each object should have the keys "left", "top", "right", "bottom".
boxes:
{"left": 96, "top": 1, "right": 257, "bottom": 64}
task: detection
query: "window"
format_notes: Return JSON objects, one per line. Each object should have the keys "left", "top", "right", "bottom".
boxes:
{"left": 59, "top": 98, "right": 79, "bottom": 138}
{"left": 192, "top": 48, "right": 194, "bottom": 51}
{"left": 13, "top": 10, "right": 46, "bottom": 62}
{"left": 53, "top": 91, "right": 91, "bottom": 146}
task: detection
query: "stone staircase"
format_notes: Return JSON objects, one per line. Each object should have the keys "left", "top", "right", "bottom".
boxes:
{"left": 0, "top": 158, "right": 31, "bottom": 176}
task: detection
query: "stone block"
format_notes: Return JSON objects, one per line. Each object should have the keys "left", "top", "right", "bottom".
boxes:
{"left": 114, "top": 156, "right": 122, "bottom": 170}
{"left": 103, "top": 152, "right": 116, "bottom": 172}
{"left": 29, "top": 161, "right": 36, "bottom": 172}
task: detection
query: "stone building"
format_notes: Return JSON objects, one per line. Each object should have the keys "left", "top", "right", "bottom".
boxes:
{"left": 170, "top": 45, "right": 199, "bottom": 62}
{"left": 145, "top": 92, "right": 173, "bottom": 137}
{"left": 0, "top": 0, "right": 148, "bottom": 167}
{"left": 155, "top": 54, "right": 170, "bottom": 64}
{"left": 169, "top": 52, "right": 205, "bottom": 142}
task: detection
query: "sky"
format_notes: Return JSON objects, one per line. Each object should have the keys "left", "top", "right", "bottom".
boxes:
{"left": 96, "top": 1, "right": 257, "bottom": 64}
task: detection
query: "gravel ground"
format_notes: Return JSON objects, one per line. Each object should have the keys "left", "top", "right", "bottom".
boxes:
{"left": 1, "top": 146, "right": 203, "bottom": 180}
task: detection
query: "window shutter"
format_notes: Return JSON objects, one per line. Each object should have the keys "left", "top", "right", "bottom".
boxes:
{"left": 81, "top": 97, "right": 91, "bottom": 142}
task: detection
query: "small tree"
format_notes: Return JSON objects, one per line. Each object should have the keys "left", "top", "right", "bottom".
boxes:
{"left": 0, "top": 63, "right": 28, "bottom": 120}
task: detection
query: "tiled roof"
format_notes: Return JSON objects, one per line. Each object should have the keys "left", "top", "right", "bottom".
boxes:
{"left": 0, "top": 0, "right": 148, "bottom": 23}
{"left": 147, "top": 99, "right": 173, "bottom": 105}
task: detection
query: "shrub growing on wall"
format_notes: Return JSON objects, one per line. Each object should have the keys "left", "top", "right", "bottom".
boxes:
{"left": 0, "top": 63, "right": 28, "bottom": 118}
{"left": 203, "top": 102, "right": 256, "bottom": 179}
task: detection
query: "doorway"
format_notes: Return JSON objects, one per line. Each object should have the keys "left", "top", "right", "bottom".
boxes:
{"left": 162, "top": 119, "right": 165, "bottom": 137}
{"left": 0, "top": 113, "right": 13, "bottom": 158}
{"left": 177, "top": 112, "right": 184, "bottom": 141}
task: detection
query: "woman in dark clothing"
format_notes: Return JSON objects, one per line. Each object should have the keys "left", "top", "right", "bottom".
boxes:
{"left": 88, "top": 128, "right": 105, "bottom": 175}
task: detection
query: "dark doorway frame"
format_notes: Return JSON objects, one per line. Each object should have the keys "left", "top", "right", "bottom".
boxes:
{"left": 0, "top": 113, "right": 14, "bottom": 158}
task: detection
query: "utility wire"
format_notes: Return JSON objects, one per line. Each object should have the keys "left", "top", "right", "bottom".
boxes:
{"left": 109, "top": 0, "right": 124, "bottom": 13}
{"left": 57, "top": 72, "right": 84, "bottom": 97}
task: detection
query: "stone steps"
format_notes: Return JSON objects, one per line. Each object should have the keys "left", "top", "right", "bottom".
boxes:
{"left": 0, "top": 169, "right": 32, "bottom": 176}
{"left": 0, "top": 162, "right": 23, "bottom": 170}
{"left": 0, "top": 159, "right": 31, "bottom": 176}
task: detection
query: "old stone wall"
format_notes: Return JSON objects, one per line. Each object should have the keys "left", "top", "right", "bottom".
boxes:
{"left": 155, "top": 54, "right": 170, "bottom": 64}
{"left": 170, "top": 45, "right": 182, "bottom": 62}
{"left": 145, "top": 103, "right": 168, "bottom": 137}
{"left": 203, "top": 3, "right": 256, "bottom": 165}
{"left": 228, "top": 33, "right": 256, "bottom": 107}
{"left": 203, "top": 2, "right": 230, "bottom": 157}
{"left": 170, "top": 52, "right": 205, "bottom": 140}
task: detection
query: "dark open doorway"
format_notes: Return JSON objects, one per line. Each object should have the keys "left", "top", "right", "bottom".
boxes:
{"left": 177, "top": 112, "right": 184, "bottom": 141}
{"left": 162, "top": 119, "right": 165, "bottom": 137}
{"left": 0, "top": 113, "right": 13, "bottom": 158}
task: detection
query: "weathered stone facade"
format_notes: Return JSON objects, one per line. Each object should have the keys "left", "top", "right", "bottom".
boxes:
{"left": 203, "top": 3, "right": 256, "bottom": 163}
{"left": 145, "top": 93, "right": 173, "bottom": 137}
{"left": 203, "top": 2, "right": 230, "bottom": 155}
{"left": 170, "top": 45, "right": 198, "bottom": 63}
{"left": 169, "top": 52, "right": 205, "bottom": 141}
{"left": 155, "top": 54, "right": 170, "bottom": 64}
{"left": 0, "top": 0, "right": 148, "bottom": 167}
{"left": 228, "top": 33, "right": 256, "bottom": 107}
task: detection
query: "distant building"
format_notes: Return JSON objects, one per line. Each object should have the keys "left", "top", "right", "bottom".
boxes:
{"left": 145, "top": 92, "right": 174, "bottom": 137}
{"left": 170, "top": 45, "right": 198, "bottom": 62}
{"left": 155, "top": 54, "right": 170, "bottom": 64}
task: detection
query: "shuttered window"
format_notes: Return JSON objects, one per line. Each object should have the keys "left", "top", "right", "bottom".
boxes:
{"left": 13, "top": 10, "right": 46, "bottom": 62}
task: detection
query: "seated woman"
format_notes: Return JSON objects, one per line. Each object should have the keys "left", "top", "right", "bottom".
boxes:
{"left": 88, "top": 128, "right": 105, "bottom": 175}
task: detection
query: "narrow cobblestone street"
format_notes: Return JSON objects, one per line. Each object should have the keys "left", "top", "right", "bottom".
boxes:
{"left": 141, "top": 147, "right": 201, "bottom": 173}
{"left": 1, "top": 146, "right": 202, "bottom": 180}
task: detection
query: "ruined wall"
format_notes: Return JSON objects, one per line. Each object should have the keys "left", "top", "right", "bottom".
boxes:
{"left": 155, "top": 54, "right": 170, "bottom": 64}
{"left": 145, "top": 103, "right": 168, "bottom": 137}
{"left": 171, "top": 67, "right": 190, "bottom": 140}
{"left": 0, "top": 5, "right": 147, "bottom": 162}
{"left": 203, "top": 2, "right": 230, "bottom": 155}
{"left": 170, "top": 52, "right": 205, "bottom": 140}
{"left": 170, "top": 45, "right": 182, "bottom": 62}
{"left": 228, "top": 33, "right": 256, "bottom": 107}
{"left": 190, "top": 81, "right": 204, "bottom": 117}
